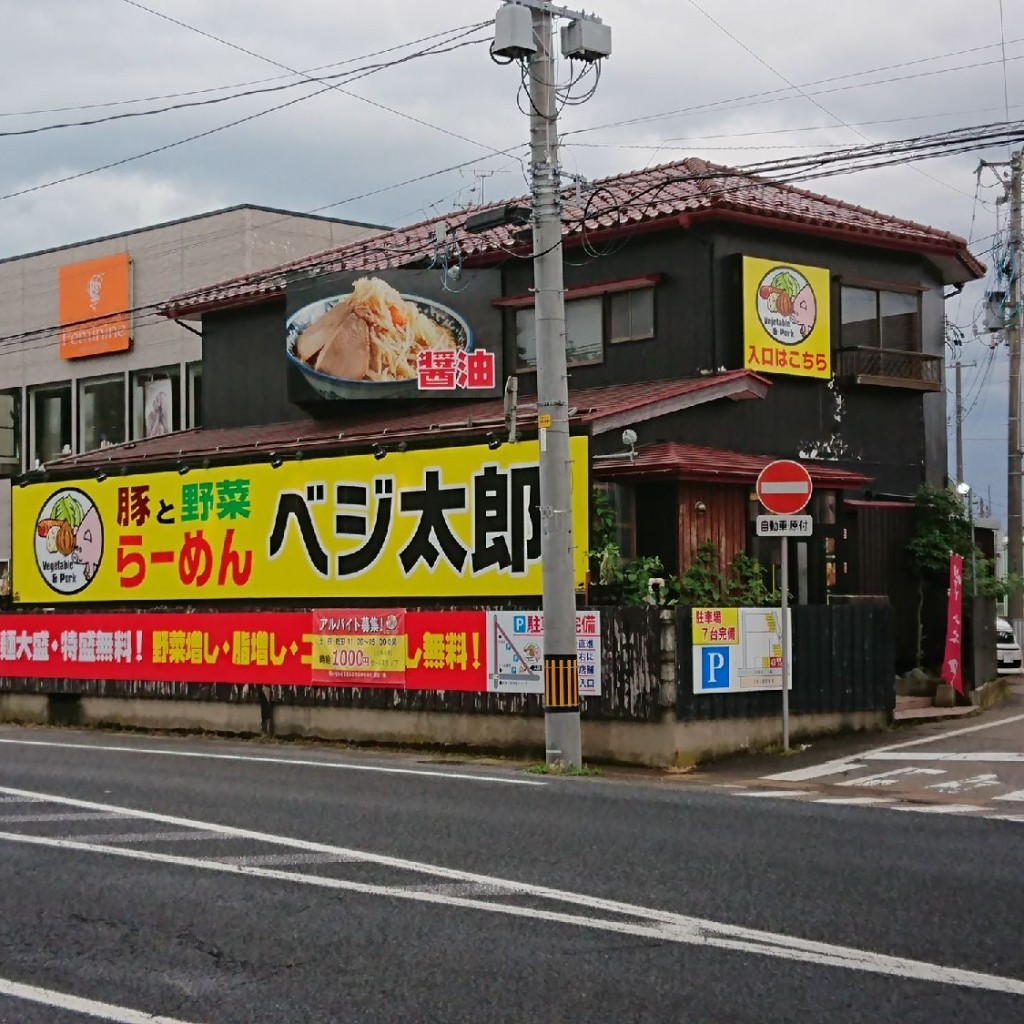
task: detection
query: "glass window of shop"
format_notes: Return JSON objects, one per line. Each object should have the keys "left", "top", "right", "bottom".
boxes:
{"left": 131, "top": 366, "right": 181, "bottom": 439}
{"left": 0, "top": 388, "right": 20, "bottom": 466}
{"left": 30, "top": 384, "right": 72, "bottom": 466}
{"left": 187, "top": 362, "right": 203, "bottom": 429}
{"left": 78, "top": 375, "right": 126, "bottom": 453}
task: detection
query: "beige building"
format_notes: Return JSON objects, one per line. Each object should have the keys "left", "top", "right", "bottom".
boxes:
{"left": 0, "top": 205, "right": 383, "bottom": 573}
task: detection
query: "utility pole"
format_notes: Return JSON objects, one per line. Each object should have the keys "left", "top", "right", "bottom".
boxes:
{"left": 493, "top": 1, "right": 610, "bottom": 767}
{"left": 1008, "top": 152, "right": 1023, "bottom": 637}
{"left": 982, "top": 151, "right": 1024, "bottom": 640}
{"left": 528, "top": 4, "right": 579, "bottom": 768}
{"left": 948, "top": 359, "right": 976, "bottom": 486}
{"left": 493, "top": 2, "right": 606, "bottom": 770}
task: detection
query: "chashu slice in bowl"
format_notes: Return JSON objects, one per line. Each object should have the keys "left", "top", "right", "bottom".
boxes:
{"left": 312, "top": 310, "right": 371, "bottom": 381}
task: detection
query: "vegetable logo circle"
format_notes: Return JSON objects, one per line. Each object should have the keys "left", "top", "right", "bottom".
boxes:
{"left": 755, "top": 266, "right": 818, "bottom": 346}
{"left": 33, "top": 488, "right": 104, "bottom": 596}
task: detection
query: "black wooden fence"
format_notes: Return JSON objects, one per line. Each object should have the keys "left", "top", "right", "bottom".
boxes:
{"left": 675, "top": 604, "right": 895, "bottom": 722}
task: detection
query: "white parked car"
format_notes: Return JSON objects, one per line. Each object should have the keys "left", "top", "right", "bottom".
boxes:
{"left": 996, "top": 617, "right": 1023, "bottom": 675}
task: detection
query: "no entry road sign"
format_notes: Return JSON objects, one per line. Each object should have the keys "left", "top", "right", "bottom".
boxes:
{"left": 756, "top": 460, "right": 813, "bottom": 516}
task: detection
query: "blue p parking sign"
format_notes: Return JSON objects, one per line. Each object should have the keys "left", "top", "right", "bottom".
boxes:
{"left": 700, "top": 646, "right": 731, "bottom": 690}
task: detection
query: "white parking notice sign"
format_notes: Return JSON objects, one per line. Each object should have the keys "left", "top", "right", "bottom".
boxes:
{"left": 691, "top": 607, "right": 791, "bottom": 694}
{"left": 486, "top": 611, "right": 602, "bottom": 695}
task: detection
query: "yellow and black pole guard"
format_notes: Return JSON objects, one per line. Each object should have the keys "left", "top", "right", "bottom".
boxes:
{"left": 543, "top": 654, "right": 580, "bottom": 711}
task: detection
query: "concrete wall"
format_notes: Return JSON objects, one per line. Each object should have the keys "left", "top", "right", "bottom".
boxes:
{"left": 0, "top": 206, "right": 382, "bottom": 561}
{"left": 0, "top": 695, "right": 886, "bottom": 767}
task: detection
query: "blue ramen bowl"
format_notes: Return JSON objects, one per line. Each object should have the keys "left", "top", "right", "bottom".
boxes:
{"left": 286, "top": 293, "right": 474, "bottom": 400}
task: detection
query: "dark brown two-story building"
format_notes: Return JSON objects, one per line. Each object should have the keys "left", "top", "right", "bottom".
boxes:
{"left": 41, "top": 158, "right": 982, "bottom": 667}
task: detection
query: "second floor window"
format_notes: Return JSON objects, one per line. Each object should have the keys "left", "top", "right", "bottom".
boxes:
{"left": 516, "top": 297, "right": 604, "bottom": 369}
{"left": 514, "top": 285, "right": 656, "bottom": 370}
{"left": 840, "top": 286, "right": 921, "bottom": 352}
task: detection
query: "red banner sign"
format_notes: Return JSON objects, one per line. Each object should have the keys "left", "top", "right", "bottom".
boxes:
{"left": 940, "top": 553, "right": 965, "bottom": 695}
{"left": 0, "top": 609, "right": 599, "bottom": 694}
{"left": 0, "top": 612, "right": 311, "bottom": 685}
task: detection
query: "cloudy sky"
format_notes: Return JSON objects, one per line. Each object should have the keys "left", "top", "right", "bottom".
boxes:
{"left": 3, "top": 0, "right": 1022, "bottom": 520}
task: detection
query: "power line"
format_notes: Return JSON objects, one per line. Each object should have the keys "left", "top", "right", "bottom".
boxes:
{"left": 0, "top": 32, "right": 491, "bottom": 139}
{"left": 0, "top": 24, "right": 488, "bottom": 120}
{"left": 682, "top": 0, "right": 975, "bottom": 199}
{"left": 0, "top": 29, "right": 492, "bottom": 205}
{"left": 565, "top": 50, "right": 1024, "bottom": 140}
{"left": 4, "top": 115, "right": 1022, "bottom": 356}
{"left": 999, "top": 0, "right": 1012, "bottom": 124}
{"left": 117, "top": 1, "right": 504, "bottom": 160}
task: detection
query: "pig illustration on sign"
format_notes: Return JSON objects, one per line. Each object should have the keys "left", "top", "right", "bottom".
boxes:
{"left": 791, "top": 284, "right": 817, "bottom": 338}
{"left": 73, "top": 505, "right": 103, "bottom": 581}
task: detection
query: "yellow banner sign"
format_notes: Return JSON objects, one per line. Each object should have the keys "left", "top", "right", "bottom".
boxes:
{"left": 691, "top": 607, "right": 740, "bottom": 646}
{"left": 13, "top": 439, "right": 589, "bottom": 604}
{"left": 742, "top": 256, "right": 831, "bottom": 380}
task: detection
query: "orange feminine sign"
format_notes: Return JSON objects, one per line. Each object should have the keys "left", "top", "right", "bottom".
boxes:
{"left": 59, "top": 253, "right": 132, "bottom": 359}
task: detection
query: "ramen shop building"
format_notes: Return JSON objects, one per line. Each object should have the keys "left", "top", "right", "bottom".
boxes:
{"left": 0, "top": 205, "right": 384, "bottom": 577}
{"left": 10, "top": 159, "right": 982, "bottom": 671}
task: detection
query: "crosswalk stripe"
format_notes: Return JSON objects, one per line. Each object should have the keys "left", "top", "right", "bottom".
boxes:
{"left": 733, "top": 789, "right": 811, "bottom": 798}
{"left": 813, "top": 797, "right": 894, "bottom": 806}
{"left": 890, "top": 804, "right": 980, "bottom": 815}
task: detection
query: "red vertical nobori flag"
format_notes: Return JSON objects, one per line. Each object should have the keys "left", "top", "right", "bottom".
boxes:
{"left": 940, "top": 553, "right": 965, "bottom": 695}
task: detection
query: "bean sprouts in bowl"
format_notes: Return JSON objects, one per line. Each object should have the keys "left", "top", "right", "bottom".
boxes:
{"left": 286, "top": 276, "right": 473, "bottom": 400}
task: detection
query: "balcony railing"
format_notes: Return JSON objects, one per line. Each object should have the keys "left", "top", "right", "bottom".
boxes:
{"left": 837, "top": 347, "right": 943, "bottom": 392}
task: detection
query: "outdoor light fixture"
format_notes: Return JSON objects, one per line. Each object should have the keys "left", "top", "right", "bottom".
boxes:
{"left": 396, "top": 441, "right": 408, "bottom": 453}
{"left": 96, "top": 471, "right": 108, "bottom": 483}
{"left": 486, "top": 433, "right": 502, "bottom": 450}
{"left": 695, "top": 501, "right": 707, "bottom": 515}
{"left": 178, "top": 464, "right": 190, "bottom": 476}
{"left": 372, "top": 445, "right": 387, "bottom": 461}
{"left": 622, "top": 428, "right": 638, "bottom": 461}
{"left": 270, "top": 458, "right": 283, "bottom": 469}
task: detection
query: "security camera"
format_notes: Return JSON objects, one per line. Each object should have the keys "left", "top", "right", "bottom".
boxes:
{"left": 622, "top": 428, "right": 638, "bottom": 447}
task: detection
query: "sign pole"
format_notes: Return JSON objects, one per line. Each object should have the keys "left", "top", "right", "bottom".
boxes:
{"left": 780, "top": 535, "right": 790, "bottom": 752}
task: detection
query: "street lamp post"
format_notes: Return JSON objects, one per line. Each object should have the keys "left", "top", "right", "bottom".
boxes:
{"left": 956, "top": 481, "right": 977, "bottom": 599}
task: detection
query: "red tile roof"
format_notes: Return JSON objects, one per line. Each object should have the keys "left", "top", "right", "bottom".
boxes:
{"left": 592, "top": 441, "right": 871, "bottom": 489}
{"left": 42, "top": 371, "right": 769, "bottom": 476}
{"left": 162, "top": 157, "right": 983, "bottom": 318}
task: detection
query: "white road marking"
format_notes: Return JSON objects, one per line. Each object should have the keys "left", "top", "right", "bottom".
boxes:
{"left": 993, "top": 790, "right": 1024, "bottom": 802}
{"left": 0, "top": 812, "right": 127, "bottom": 823}
{"left": 991, "top": 815, "right": 1024, "bottom": 822}
{"left": 864, "top": 752, "right": 1024, "bottom": 763}
{"left": 0, "top": 736, "right": 545, "bottom": 787}
{"left": 762, "top": 762, "right": 867, "bottom": 782}
{"left": 890, "top": 804, "right": 981, "bottom": 815}
{"left": 1, "top": 826, "right": 1022, "bottom": 997}
{"left": 0, "top": 796, "right": 43, "bottom": 803}
{"left": 734, "top": 789, "right": 811, "bottom": 798}
{"left": 812, "top": 797, "right": 894, "bottom": 806}
{"left": 2, "top": 784, "right": 1023, "bottom": 996}
{"left": 838, "top": 768, "right": 945, "bottom": 788}
{"left": 71, "top": 831, "right": 226, "bottom": 844}
{"left": 212, "top": 852, "right": 359, "bottom": 866}
{"left": 764, "top": 711, "right": 1024, "bottom": 782}
{"left": 926, "top": 774, "right": 1002, "bottom": 794}
{"left": 0, "top": 975, "right": 203, "bottom": 1023}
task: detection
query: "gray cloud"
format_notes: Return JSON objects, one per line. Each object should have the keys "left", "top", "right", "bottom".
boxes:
{"left": 3, "top": 0, "right": 1022, "bottom": 513}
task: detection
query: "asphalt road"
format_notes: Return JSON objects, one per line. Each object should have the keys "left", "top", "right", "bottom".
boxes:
{"left": 1, "top": 724, "right": 1023, "bottom": 1023}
